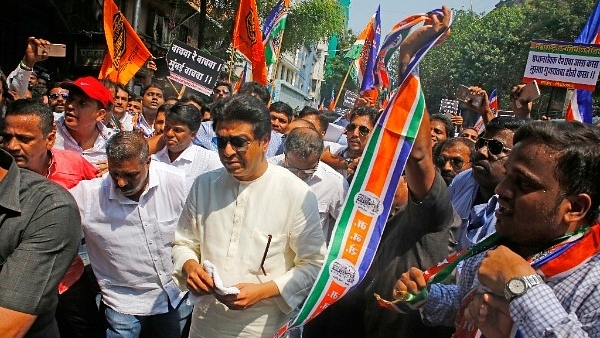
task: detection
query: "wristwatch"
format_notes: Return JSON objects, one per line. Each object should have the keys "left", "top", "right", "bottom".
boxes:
{"left": 504, "top": 274, "right": 544, "bottom": 301}
{"left": 344, "top": 158, "right": 353, "bottom": 167}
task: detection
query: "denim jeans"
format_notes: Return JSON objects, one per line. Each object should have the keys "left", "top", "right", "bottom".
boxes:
{"left": 103, "top": 294, "right": 192, "bottom": 338}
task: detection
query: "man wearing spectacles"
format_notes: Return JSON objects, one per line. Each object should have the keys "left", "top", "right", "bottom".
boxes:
{"left": 449, "top": 116, "right": 530, "bottom": 251}
{"left": 213, "top": 81, "right": 232, "bottom": 101}
{"left": 433, "top": 138, "right": 475, "bottom": 186}
{"left": 172, "top": 94, "right": 326, "bottom": 337}
{"left": 48, "top": 84, "right": 69, "bottom": 118}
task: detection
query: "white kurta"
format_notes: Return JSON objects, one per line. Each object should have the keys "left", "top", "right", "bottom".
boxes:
{"left": 172, "top": 164, "right": 326, "bottom": 337}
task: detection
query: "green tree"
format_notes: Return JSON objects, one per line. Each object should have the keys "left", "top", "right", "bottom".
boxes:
{"left": 319, "top": 30, "right": 359, "bottom": 107}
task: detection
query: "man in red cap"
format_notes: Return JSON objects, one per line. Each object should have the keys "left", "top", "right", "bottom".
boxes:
{"left": 54, "top": 76, "right": 116, "bottom": 172}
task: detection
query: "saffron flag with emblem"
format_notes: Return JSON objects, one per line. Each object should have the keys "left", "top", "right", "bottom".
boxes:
{"left": 233, "top": 0, "right": 268, "bottom": 85}
{"left": 345, "top": 6, "right": 381, "bottom": 92}
{"left": 262, "top": 0, "right": 289, "bottom": 66}
{"left": 566, "top": 0, "right": 600, "bottom": 124}
{"left": 99, "top": 0, "right": 152, "bottom": 85}
{"left": 272, "top": 8, "right": 452, "bottom": 337}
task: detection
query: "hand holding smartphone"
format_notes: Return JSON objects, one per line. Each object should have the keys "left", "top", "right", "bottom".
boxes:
{"left": 37, "top": 44, "right": 66, "bottom": 57}
{"left": 456, "top": 85, "right": 484, "bottom": 107}
{"left": 515, "top": 80, "right": 541, "bottom": 109}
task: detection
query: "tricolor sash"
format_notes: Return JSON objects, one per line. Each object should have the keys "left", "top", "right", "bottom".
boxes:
{"left": 272, "top": 9, "right": 453, "bottom": 337}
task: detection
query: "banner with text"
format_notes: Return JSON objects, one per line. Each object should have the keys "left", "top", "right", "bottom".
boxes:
{"left": 343, "top": 90, "right": 359, "bottom": 108}
{"left": 167, "top": 40, "right": 224, "bottom": 96}
{"left": 522, "top": 39, "right": 600, "bottom": 91}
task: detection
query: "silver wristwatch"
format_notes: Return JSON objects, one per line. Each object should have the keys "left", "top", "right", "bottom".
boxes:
{"left": 504, "top": 274, "right": 544, "bottom": 301}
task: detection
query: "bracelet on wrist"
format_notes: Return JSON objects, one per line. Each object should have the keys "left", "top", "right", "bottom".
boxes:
{"left": 19, "top": 60, "right": 33, "bottom": 71}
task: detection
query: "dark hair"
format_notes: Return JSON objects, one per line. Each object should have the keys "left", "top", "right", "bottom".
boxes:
{"left": 3, "top": 98, "right": 54, "bottom": 135}
{"left": 284, "top": 127, "right": 324, "bottom": 159}
{"left": 106, "top": 131, "right": 149, "bottom": 163}
{"left": 299, "top": 110, "right": 329, "bottom": 134}
{"left": 349, "top": 106, "right": 379, "bottom": 126}
{"left": 513, "top": 121, "right": 600, "bottom": 223}
{"left": 129, "top": 95, "right": 143, "bottom": 103}
{"left": 142, "top": 83, "right": 164, "bottom": 95}
{"left": 435, "top": 137, "right": 476, "bottom": 158}
{"left": 181, "top": 94, "right": 206, "bottom": 109}
{"left": 238, "top": 82, "right": 270, "bottom": 104}
{"left": 485, "top": 116, "right": 530, "bottom": 135}
{"left": 213, "top": 94, "right": 271, "bottom": 139}
{"left": 165, "top": 103, "right": 202, "bottom": 132}
{"left": 299, "top": 106, "right": 319, "bottom": 117}
{"left": 269, "top": 101, "right": 294, "bottom": 122}
{"left": 214, "top": 81, "right": 232, "bottom": 93}
{"left": 157, "top": 103, "right": 173, "bottom": 114}
{"left": 430, "top": 113, "right": 454, "bottom": 139}
{"left": 321, "top": 110, "right": 340, "bottom": 123}
{"left": 115, "top": 83, "right": 128, "bottom": 97}
{"left": 29, "top": 84, "right": 48, "bottom": 103}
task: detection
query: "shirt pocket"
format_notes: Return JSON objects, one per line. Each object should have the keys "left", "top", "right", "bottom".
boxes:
{"left": 247, "top": 229, "right": 289, "bottom": 277}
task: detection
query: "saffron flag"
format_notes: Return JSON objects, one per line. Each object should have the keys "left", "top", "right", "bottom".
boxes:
{"left": 345, "top": 6, "right": 382, "bottom": 92}
{"left": 99, "top": 0, "right": 152, "bottom": 85}
{"left": 233, "top": 0, "right": 268, "bottom": 85}
{"left": 273, "top": 8, "right": 453, "bottom": 337}
{"left": 262, "top": 0, "right": 289, "bottom": 66}
{"left": 566, "top": 0, "right": 600, "bottom": 124}
{"left": 234, "top": 63, "right": 248, "bottom": 93}
{"left": 328, "top": 89, "right": 335, "bottom": 111}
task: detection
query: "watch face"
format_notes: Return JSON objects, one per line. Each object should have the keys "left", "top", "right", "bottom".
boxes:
{"left": 508, "top": 279, "right": 527, "bottom": 295}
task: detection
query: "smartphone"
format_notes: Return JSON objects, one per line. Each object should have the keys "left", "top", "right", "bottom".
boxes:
{"left": 456, "top": 85, "right": 484, "bottom": 107}
{"left": 516, "top": 80, "right": 541, "bottom": 108}
{"left": 37, "top": 44, "right": 66, "bottom": 57}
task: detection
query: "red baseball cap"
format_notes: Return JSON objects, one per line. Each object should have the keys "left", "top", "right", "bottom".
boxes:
{"left": 60, "top": 76, "right": 114, "bottom": 109}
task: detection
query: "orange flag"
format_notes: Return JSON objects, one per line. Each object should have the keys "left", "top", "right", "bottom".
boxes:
{"left": 99, "top": 0, "right": 152, "bottom": 84}
{"left": 232, "top": 0, "right": 268, "bottom": 85}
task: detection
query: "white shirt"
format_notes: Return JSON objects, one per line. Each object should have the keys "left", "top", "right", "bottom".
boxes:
{"left": 172, "top": 164, "right": 326, "bottom": 337}
{"left": 119, "top": 112, "right": 135, "bottom": 131}
{"left": 54, "top": 116, "right": 116, "bottom": 165}
{"left": 152, "top": 143, "right": 222, "bottom": 191}
{"left": 269, "top": 155, "right": 348, "bottom": 243}
{"left": 70, "top": 161, "right": 188, "bottom": 316}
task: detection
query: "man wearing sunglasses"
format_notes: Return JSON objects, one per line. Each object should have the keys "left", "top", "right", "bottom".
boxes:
{"left": 172, "top": 94, "right": 326, "bottom": 337}
{"left": 48, "top": 84, "right": 69, "bottom": 118}
{"left": 433, "top": 137, "right": 475, "bottom": 186}
{"left": 449, "top": 116, "right": 530, "bottom": 251}
{"left": 212, "top": 81, "right": 232, "bottom": 101}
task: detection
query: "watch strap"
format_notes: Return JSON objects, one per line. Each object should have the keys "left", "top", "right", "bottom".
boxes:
{"left": 504, "top": 274, "right": 544, "bottom": 301}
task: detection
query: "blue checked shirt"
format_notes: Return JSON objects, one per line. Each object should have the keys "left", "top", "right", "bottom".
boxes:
{"left": 421, "top": 251, "right": 600, "bottom": 337}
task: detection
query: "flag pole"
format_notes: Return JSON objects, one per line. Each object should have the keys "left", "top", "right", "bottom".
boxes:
{"left": 334, "top": 65, "right": 352, "bottom": 108}
{"left": 228, "top": 48, "right": 236, "bottom": 82}
{"left": 270, "top": 29, "right": 287, "bottom": 82}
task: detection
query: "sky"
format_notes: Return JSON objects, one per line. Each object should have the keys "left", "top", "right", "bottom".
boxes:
{"left": 348, "top": 0, "right": 498, "bottom": 36}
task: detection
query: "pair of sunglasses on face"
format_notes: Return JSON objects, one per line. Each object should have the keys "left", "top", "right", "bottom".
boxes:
{"left": 434, "top": 156, "right": 469, "bottom": 171}
{"left": 475, "top": 137, "right": 512, "bottom": 156}
{"left": 212, "top": 136, "right": 251, "bottom": 152}
{"left": 345, "top": 123, "right": 371, "bottom": 137}
{"left": 49, "top": 93, "right": 69, "bottom": 100}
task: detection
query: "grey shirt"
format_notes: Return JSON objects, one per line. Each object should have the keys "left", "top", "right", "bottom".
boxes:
{"left": 0, "top": 149, "right": 81, "bottom": 338}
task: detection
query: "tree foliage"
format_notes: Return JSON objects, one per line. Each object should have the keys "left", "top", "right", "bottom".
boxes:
{"left": 418, "top": 0, "right": 597, "bottom": 116}
{"left": 319, "top": 30, "right": 359, "bottom": 103}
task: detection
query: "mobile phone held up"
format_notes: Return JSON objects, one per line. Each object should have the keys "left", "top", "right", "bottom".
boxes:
{"left": 37, "top": 44, "right": 66, "bottom": 57}
{"left": 455, "top": 85, "right": 483, "bottom": 108}
{"left": 515, "top": 80, "right": 541, "bottom": 109}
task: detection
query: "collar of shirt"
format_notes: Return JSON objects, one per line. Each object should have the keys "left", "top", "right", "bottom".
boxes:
{"left": 106, "top": 164, "right": 160, "bottom": 204}
{"left": 0, "top": 149, "right": 21, "bottom": 212}
{"left": 155, "top": 142, "right": 195, "bottom": 165}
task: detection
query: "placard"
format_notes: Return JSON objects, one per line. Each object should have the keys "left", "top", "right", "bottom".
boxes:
{"left": 522, "top": 39, "right": 600, "bottom": 91}
{"left": 343, "top": 90, "right": 359, "bottom": 108}
{"left": 167, "top": 40, "right": 225, "bottom": 96}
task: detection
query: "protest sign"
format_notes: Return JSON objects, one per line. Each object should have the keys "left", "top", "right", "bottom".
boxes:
{"left": 343, "top": 90, "right": 359, "bottom": 108}
{"left": 522, "top": 39, "right": 600, "bottom": 91}
{"left": 167, "top": 40, "right": 224, "bottom": 96}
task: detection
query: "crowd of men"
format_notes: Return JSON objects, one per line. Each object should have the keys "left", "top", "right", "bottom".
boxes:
{"left": 1, "top": 5, "right": 600, "bottom": 338}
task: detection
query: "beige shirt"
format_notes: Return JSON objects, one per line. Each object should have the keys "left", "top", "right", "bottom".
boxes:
{"left": 172, "top": 163, "right": 326, "bottom": 337}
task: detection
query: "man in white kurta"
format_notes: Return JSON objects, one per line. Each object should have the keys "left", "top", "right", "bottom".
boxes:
{"left": 172, "top": 94, "right": 326, "bottom": 337}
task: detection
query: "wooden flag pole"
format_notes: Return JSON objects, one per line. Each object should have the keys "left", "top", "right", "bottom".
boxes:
{"left": 270, "top": 29, "right": 287, "bottom": 83}
{"left": 334, "top": 64, "right": 353, "bottom": 108}
{"left": 228, "top": 48, "right": 236, "bottom": 82}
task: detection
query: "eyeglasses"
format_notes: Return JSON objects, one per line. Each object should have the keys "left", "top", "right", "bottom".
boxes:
{"left": 49, "top": 93, "right": 68, "bottom": 100}
{"left": 213, "top": 136, "right": 252, "bottom": 152}
{"left": 475, "top": 137, "right": 512, "bottom": 156}
{"left": 434, "top": 156, "right": 469, "bottom": 171}
{"left": 283, "top": 158, "right": 318, "bottom": 180}
{"left": 346, "top": 123, "right": 371, "bottom": 137}
{"left": 214, "top": 89, "right": 230, "bottom": 95}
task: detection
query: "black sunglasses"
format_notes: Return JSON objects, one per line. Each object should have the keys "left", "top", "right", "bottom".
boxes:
{"left": 213, "top": 136, "right": 252, "bottom": 152}
{"left": 434, "top": 156, "right": 469, "bottom": 171}
{"left": 49, "top": 93, "right": 69, "bottom": 100}
{"left": 214, "top": 89, "right": 230, "bottom": 95}
{"left": 346, "top": 123, "right": 371, "bottom": 137}
{"left": 475, "top": 137, "right": 512, "bottom": 156}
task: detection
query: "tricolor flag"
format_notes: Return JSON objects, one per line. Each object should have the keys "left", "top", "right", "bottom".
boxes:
{"left": 345, "top": 6, "right": 382, "bottom": 92}
{"left": 328, "top": 89, "right": 335, "bottom": 111}
{"left": 488, "top": 89, "right": 498, "bottom": 113}
{"left": 262, "top": 0, "right": 289, "bottom": 66}
{"left": 99, "top": 0, "right": 152, "bottom": 85}
{"left": 272, "top": 8, "right": 453, "bottom": 337}
{"left": 566, "top": 0, "right": 600, "bottom": 124}
{"left": 232, "top": 0, "right": 268, "bottom": 85}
